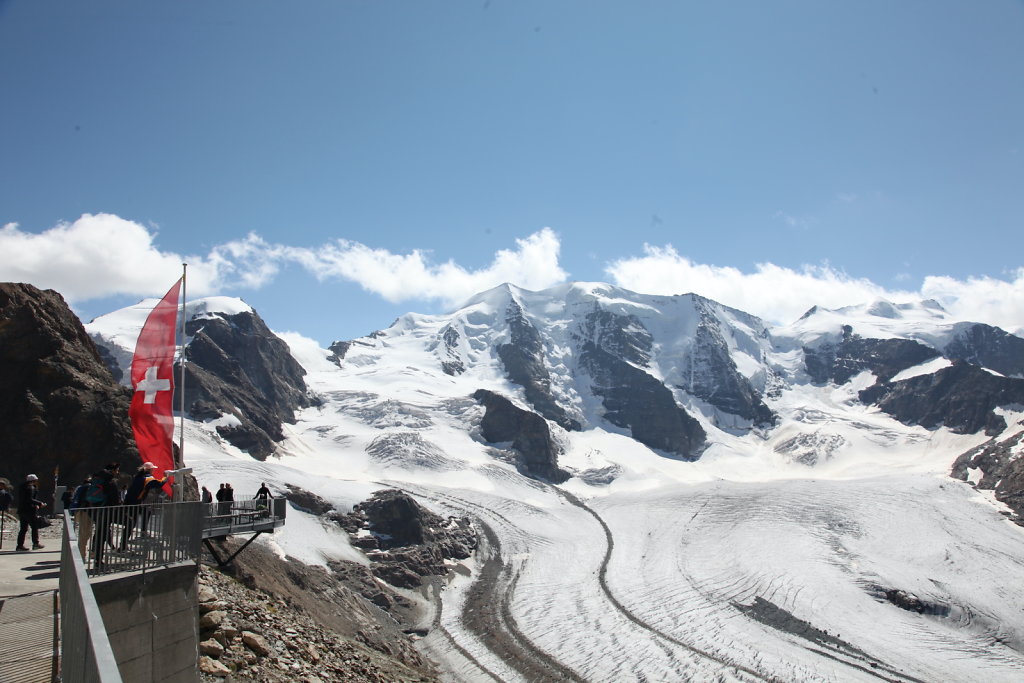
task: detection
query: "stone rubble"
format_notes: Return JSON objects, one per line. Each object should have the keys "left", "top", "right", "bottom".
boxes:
{"left": 196, "top": 563, "right": 437, "bottom": 683}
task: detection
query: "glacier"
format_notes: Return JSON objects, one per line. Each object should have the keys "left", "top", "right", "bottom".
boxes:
{"left": 86, "top": 282, "right": 1024, "bottom": 682}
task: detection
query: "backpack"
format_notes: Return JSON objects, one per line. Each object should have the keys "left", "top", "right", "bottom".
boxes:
{"left": 70, "top": 484, "right": 88, "bottom": 510}
{"left": 85, "top": 480, "right": 108, "bottom": 505}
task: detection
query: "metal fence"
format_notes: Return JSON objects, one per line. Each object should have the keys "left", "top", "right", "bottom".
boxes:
{"left": 202, "top": 496, "right": 287, "bottom": 538}
{"left": 70, "top": 501, "right": 203, "bottom": 577}
{"left": 59, "top": 511, "right": 123, "bottom": 683}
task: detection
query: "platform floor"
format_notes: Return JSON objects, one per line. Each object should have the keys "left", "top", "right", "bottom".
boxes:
{"left": 0, "top": 516, "right": 63, "bottom": 683}
{"left": 0, "top": 591, "right": 59, "bottom": 683}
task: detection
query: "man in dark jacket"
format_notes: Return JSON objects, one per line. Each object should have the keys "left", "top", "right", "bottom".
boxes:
{"left": 120, "top": 462, "right": 167, "bottom": 549}
{"left": 16, "top": 474, "right": 45, "bottom": 551}
{"left": 90, "top": 462, "right": 121, "bottom": 568}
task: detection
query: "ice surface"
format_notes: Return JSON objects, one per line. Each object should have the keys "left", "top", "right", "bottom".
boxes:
{"left": 91, "top": 288, "right": 1024, "bottom": 682}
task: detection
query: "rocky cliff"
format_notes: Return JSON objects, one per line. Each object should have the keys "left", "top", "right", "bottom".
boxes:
{"left": 472, "top": 389, "right": 570, "bottom": 483}
{"left": 0, "top": 283, "right": 138, "bottom": 496}
{"left": 860, "top": 361, "right": 1024, "bottom": 436}
{"left": 576, "top": 307, "right": 707, "bottom": 458}
{"left": 951, "top": 429, "right": 1024, "bottom": 523}
{"left": 177, "top": 309, "right": 312, "bottom": 460}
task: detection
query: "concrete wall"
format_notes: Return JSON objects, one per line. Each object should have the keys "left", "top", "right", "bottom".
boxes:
{"left": 91, "top": 562, "right": 198, "bottom": 683}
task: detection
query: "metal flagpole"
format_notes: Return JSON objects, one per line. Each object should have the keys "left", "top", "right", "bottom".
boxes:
{"left": 168, "top": 264, "right": 192, "bottom": 506}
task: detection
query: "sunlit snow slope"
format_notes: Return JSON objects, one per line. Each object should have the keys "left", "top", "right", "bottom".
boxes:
{"left": 88, "top": 284, "right": 1024, "bottom": 682}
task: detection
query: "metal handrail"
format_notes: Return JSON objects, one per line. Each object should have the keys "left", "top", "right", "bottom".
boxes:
{"left": 60, "top": 511, "right": 123, "bottom": 683}
{"left": 70, "top": 501, "right": 203, "bottom": 577}
{"left": 201, "top": 496, "right": 287, "bottom": 537}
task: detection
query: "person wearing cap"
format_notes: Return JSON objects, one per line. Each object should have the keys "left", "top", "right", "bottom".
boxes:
{"left": 119, "top": 462, "right": 168, "bottom": 550}
{"left": 16, "top": 473, "right": 45, "bottom": 551}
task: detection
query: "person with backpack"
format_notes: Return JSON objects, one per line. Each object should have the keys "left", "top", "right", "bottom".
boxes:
{"left": 0, "top": 481, "right": 11, "bottom": 550}
{"left": 16, "top": 474, "right": 45, "bottom": 551}
{"left": 88, "top": 462, "right": 122, "bottom": 569}
{"left": 120, "top": 463, "right": 168, "bottom": 550}
{"left": 70, "top": 476, "right": 93, "bottom": 559}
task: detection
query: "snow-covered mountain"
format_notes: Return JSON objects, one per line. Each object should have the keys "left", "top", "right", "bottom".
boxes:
{"left": 87, "top": 282, "right": 1024, "bottom": 682}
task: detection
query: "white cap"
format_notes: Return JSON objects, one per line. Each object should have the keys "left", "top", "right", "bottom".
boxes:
{"left": 26, "top": 474, "right": 38, "bottom": 481}
{"left": 142, "top": 462, "right": 156, "bottom": 470}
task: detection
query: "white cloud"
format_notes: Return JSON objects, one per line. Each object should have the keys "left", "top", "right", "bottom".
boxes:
{"left": 4, "top": 214, "right": 1020, "bottom": 336}
{"left": 921, "top": 269, "right": 1024, "bottom": 334}
{"left": 279, "top": 227, "right": 566, "bottom": 307}
{"left": 0, "top": 214, "right": 567, "bottom": 309}
{"left": 0, "top": 214, "right": 210, "bottom": 298}
{"left": 605, "top": 244, "right": 1024, "bottom": 332}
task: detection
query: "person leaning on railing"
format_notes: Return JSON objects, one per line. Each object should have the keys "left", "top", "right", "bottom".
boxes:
{"left": 119, "top": 462, "right": 168, "bottom": 551}
{"left": 87, "top": 462, "right": 122, "bottom": 569}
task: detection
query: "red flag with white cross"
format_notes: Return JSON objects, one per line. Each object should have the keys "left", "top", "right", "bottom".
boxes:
{"left": 129, "top": 278, "right": 182, "bottom": 496}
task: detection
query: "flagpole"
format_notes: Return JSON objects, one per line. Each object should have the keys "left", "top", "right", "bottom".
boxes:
{"left": 178, "top": 263, "right": 187, "bottom": 469}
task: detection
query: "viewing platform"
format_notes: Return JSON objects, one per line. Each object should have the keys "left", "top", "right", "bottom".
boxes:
{"left": 0, "top": 496, "right": 288, "bottom": 682}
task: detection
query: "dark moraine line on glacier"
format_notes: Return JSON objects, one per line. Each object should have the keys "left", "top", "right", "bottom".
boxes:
{"left": 556, "top": 489, "right": 779, "bottom": 682}
{"left": 456, "top": 519, "right": 588, "bottom": 682}
{"left": 394, "top": 484, "right": 588, "bottom": 682}
{"left": 422, "top": 576, "right": 505, "bottom": 683}
{"left": 563, "top": 489, "right": 929, "bottom": 683}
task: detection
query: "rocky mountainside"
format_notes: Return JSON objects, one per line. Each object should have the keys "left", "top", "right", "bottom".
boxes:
{"left": 197, "top": 488, "right": 479, "bottom": 681}
{"left": 82, "top": 283, "right": 1024, "bottom": 516}
{"left": 88, "top": 298, "right": 313, "bottom": 460}
{"left": 0, "top": 283, "right": 138, "bottom": 495}
{"left": 178, "top": 307, "right": 313, "bottom": 459}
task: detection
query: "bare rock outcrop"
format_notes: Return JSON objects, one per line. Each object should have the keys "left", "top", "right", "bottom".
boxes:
{"left": 0, "top": 282, "right": 138, "bottom": 498}
{"left": 178, "top": 309, "right": 313, "bottom": 460}
{"left": 336, "top": 489, "right": 477, "bottom": 589}
{"left": 473, "top": 389, "right": 570, "bottom": 482}
{"left": 197, "top": 546, "right": 438, "bottom": 682}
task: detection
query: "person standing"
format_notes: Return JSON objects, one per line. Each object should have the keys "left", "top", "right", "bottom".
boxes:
{"left": 255, "top": 483, "right": 272, "bottom": 500}
{"left": 224, "top": 483, "right": 235, "bottom": 522}
{"left": 70, "top": 476, "right": 93, "bottom": 559}
{"left": 120, "top": 462, "right": 167, "bottom": 550}
{"left": 201, "top": 486, "right": 213, "bottom": 504}
{"left": 215, "top": 483, "right": 230, "bottom": 516}
{"left": 0, "top": 481, "right": 12, "bottom": 514}
{"left": 0, "top": 481, "right": 13, "bottom": 550}
{"left": 16, "top": 474, "right": 45, "bottom": 551}
{"left": 89, "top": 462, "right": 122, "bottom": 568}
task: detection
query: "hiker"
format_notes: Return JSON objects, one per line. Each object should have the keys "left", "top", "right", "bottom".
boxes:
{"left": 88, "top": 462, "right": 122, "bottom": 568}
{"left": 201, "top": 486, "right": 213, "bottom": 505}
{"left": 120, "top": 462, "right": 168, "bottom": 550}
{"left": 216, "top": 483, "right": 231, "bottom": 516}
{"left": 16, "top": 474, "right": 45, "bottom": 551}
{"left": 69, "top": 476, "right": 93, "bottom": 559}
{"left": 0, "top": 481, "right": 11, "bottom": 514}
{"left": 254, "top": 482, "right": 272, "bottom": 516}
{"left": 0, "top": 481, "right": 11, "bottom": 550}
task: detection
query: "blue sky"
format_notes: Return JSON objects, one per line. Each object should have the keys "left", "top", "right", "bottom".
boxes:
{"left": 2, "top": 0, "right": 1022, "bottom": 343}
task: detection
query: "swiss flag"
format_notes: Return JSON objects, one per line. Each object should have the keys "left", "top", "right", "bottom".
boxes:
{"left": 129, "top": 278, "right": 182, "bottom": 496}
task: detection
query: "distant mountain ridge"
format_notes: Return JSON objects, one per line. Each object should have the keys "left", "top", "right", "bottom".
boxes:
{"left": 85, "top": 281, "right": 1024, "bottom": 519}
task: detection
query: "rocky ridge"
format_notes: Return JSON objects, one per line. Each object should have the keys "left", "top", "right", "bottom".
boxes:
{"left": 0, "top": 283, "right": 138, "bottom": 494}
{"left": 952, "top": 427, "right": 1024, "bottom": 523}
{"left": 332, "top": 489, "right": 478, "bottom": 588}
{"left": 196, "top": 562, "right": 437, "bottom": 682}
{"left": 178, "top": 309, "right": 314, "bottom": 460}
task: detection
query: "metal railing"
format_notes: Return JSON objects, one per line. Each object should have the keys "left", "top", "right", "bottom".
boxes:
{"left": 201, "top": 496, "right": 287, "bottom": 538}
{"left": 67, "top": 497, "right": 286, "bottom": 575}
{"left": 59, "top": 511, "right": 123, "bottom": 683}
{"left": 70, "top": 502, "right": 203, "bottom": 577}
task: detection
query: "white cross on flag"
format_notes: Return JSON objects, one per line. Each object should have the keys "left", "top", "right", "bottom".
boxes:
{"left": 129, "top": 278, "right": 182, "bottom": 495}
